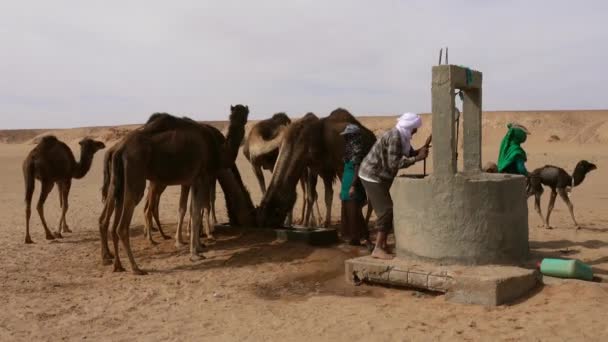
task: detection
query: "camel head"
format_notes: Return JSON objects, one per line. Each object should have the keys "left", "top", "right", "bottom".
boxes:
{"left": 79, "top": 138, "right": 106, "bottom": 154}
{"left": 271, "top": 112, "right": 291, "bottom": 126}
{"left": 257, "top": 113, "right": 320, "bottom": 227}
{"left": 230, "top": 104, "right": 249, "bottom": 126}
{"left": 572, "top": 160, "right": 597, "bottom": 186}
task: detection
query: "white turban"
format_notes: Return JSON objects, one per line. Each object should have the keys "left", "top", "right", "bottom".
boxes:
{"left": 395, "top": 112, "right": 422, "bottom": 154}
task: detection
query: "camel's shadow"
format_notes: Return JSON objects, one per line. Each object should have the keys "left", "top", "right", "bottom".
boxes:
{"left": 137, "top": 226, "right": 320, "bottom": 274}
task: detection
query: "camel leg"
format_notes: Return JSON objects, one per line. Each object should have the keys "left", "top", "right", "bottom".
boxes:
{"left": 203, "top": 177, "right": 214, "bottom": 239}
{"left": 61, "top": 180, "right": 72, "bottom": 233}
{"left": 36, "top": 180, "right": 55, "bottom": 240}
{"left": 189, "top": 181, "right": 206, "bottom": 261}
{"left": 152, "top": 184, "right": 170, "bottom": 240}
{"left": 252, "top": 162, "right": 266, "bottom": 194}
{"left": 304, "top": 172, "right": 318, "bottom": 227}
{"left": 210, "top": 180, "right": 218, "bottom": 226}
{"left": 143, "top": 185, "right": 158, "bottom": 245}
{"left": 111, "top": 198, "right": 124, "bottom": 272}
{"left": 117, "top": 193, "right": 146, "bottom": 275}
{"left": 115, "top": 158, "right": 147, "bottom": 275}
{"left": 533, "top": 192, "right": 546, "bottom": 228}
{"left": 53, "top": 182, "right": 65, "bottom": 237}
{"left": 175, "top": 185, "right": 190, "bottom": 248}
{"left": 55, "top": 181, "right": 72, "bottom": 237}
{"left": 558, "top": 188, "right": 579, "bottom": 228}
{"left": 99, "top": 197, "right": 115, "bottom": 265}
{"left": 298, "top": 174, "right": 307, "bottom": 225}
{"left": 53, "top": 182, "right": 65, "bottom": 238}
{"left": 545, "top": 190, "right": 557, "bottom": 229}
{"left": 24, "top": 181, "right": 35, "bottom": 244}
{"left": 322, "top": 176, "right": 334, "bottom": 227}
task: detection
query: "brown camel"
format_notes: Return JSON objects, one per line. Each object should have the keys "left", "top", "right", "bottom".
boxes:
{"left": 23, "top": 136, "right": 105, "bottom": 243}
{"left": 99, "top": 107, "right": 255, "bottom": 274}
{"left": 100, "top": 108, "right": 248, "bottom": 245}
{"left": 144, "top": 110, "right": 249, "bottom": 245}
{"left": 257, "top": 108, "right": 376, "bottom": 228}
{"left": 242, "top": 112, "right": 315, "bottom": 225}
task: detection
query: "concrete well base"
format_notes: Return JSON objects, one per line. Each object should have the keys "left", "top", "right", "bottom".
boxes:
{"left": 391, "top": 173, "right": 530, "bottom": 265}
{"left": 345, "top": 256, "right": 540, "bottom": 306}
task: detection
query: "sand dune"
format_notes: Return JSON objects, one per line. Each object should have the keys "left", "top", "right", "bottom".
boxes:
{"left": 1, "top": 110, "right": 607, "bottom": 341}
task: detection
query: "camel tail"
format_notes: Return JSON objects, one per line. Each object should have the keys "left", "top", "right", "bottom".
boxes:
{"left": 111, "top": 149, "right": 125, "bottom": 205}
{"left": 23, "top": 160, "right": 35, "bottom": 204}
{"left": 101, "top": 150, "right": 112, "bottom": 202}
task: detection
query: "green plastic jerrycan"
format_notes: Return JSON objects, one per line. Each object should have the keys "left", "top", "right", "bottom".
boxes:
{"left": 539, "top": 258, "right": 593, "bottom": 281}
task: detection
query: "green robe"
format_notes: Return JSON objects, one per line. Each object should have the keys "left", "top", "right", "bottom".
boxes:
{"left": 497, "top": 125, "right": 528, "bottom": 175}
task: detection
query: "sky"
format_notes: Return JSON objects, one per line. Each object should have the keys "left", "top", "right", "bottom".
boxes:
{"left": 1, "top": 0, "right": 607, "bottom": 129}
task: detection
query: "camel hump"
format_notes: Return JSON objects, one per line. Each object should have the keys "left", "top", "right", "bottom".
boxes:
{"left": 40, "top": 135, "right": 58, "bottom": 144}
{"left": 35, "top": 135, "right": 60, "bottom": 149}
{"left": 327, "top": 107, "right": 354, "bottom": 121}
{"left": 146, "top": 112, "right": 173, "bottom": 124}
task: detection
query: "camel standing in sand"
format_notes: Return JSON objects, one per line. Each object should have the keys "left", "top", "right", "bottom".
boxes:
{"left": 243, "top": 112, "right": 316, "bottom": 225}
{"left": 23, "top": 136, "right": 105, "bottom": 243}
{"left": 100, "top": 107, "right": 255, "bottom": 274}
{"left": 145, "top": 111, "right": 249, "bottom": 243}
{"left": 257, "top": 108, "right": 376, "bottom": 228}
{"left": 243, "top": 113, "right": 291, "bottom": 193}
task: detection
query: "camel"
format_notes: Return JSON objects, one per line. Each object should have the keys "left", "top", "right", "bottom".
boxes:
{"left": 257, "top": 108, "right": 376, "bottom": 228}
{"left": 243, "top": 112, "right": 291, "bottom": 193}
{"left": 99, "top": 106, "right": 255, "bottom": 274}
{"left": 100, "top": 109, "right": 247, "bottom": 245}
{"left": 528, "top": 160, "right": 597, "bottom": 229}
{"left": 243, "top": 112, "right": 317, "bottom": 225}
{"left": 144, "top": 111, "right": 249, "bottom": 244}
{"left": 23, "top": 136, "right": 105, "bottom": 243}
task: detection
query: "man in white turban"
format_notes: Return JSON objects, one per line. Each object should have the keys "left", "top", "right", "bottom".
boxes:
{"left": 358, "top": 112, "right": 431, "bottom": 259}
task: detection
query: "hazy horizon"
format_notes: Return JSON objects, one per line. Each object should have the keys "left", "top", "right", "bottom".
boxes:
{"left": 2, "top": 0, "right": 607, "bottom": 129}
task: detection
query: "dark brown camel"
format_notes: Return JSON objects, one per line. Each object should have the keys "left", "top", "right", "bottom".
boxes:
{"left": 257, "top": 108, "right": 376, "bottom": 228}
{"left": 99, "top": 108, "right": 255, "bottom": 274}
{"left": 528, "top": 160, "right": 597, "bottom": 229}
{"left": 23, "top": 136, "right": 105, "bottom": 243}
{"left": 144, "top": 109, "right": 249, "bottom": 245}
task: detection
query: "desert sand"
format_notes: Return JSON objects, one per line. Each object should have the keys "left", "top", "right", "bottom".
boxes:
{"left": 1, "top": 110, "right": 608, "bottom": 341}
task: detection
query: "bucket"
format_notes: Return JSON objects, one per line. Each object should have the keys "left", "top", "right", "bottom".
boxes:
{"left": 539, "top": 258, "right": 593, "bottom": 281}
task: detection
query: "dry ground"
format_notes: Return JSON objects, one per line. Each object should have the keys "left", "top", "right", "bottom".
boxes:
{"left": 1, "top": 111, "right": 608, "bottom": 341}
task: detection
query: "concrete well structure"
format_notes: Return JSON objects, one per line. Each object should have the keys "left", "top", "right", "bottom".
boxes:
{"left": 392, "top": 65, "right": 529, "bottom": 265}
{"left": 345, "top": 65, "right": 537, "bottom": 306}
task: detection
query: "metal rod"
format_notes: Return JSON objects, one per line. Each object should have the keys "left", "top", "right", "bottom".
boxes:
{"left": 438, "top": 48, "right": 443, "bottom": 65}
{"left": 446, "top": 47, "right": 449, "bottom": 64}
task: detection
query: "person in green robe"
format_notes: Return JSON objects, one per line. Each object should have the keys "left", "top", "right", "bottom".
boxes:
{"left": 497, "top": 123, "right": 531, "bottom": 176}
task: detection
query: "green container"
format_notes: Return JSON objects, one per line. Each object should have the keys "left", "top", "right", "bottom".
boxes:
{"left": 540, "top": 258, "right": 593, "bottom": 281}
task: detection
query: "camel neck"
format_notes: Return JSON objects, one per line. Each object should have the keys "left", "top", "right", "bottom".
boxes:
{"left": 572, "top": 164, "right": 588, "bottom": 187}
{"left": 73, "top": 148, "right": 94, "bottom": 179}
{"left": 225, "top": 123, "right": 245, "bottom": 165}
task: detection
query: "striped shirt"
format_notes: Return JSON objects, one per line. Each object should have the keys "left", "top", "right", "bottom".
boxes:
{"left": 358, "top": 128, "right": 416, "bottom": 183}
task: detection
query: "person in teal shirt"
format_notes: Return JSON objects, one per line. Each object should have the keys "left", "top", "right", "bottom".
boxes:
{"left": 339, "top": 124, "right": 371, "bottom": 248}
{"left": 497, "top": 123, "right": 531, "bottom": 176}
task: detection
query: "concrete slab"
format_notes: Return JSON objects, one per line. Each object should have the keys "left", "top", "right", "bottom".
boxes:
{"left": 345, "top": 256, "right": 540, "bottom": 306}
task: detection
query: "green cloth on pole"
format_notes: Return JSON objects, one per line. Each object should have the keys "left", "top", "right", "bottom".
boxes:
{"left": 497, "top": 124, "right": 528, "bottom": 173}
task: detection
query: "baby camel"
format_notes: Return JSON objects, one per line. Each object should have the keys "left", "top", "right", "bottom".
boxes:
{"left": 23, "top": 136, "right": 105, "bottom": 243}
{"left": 528, "top": 160, "right": 597, "bottom": 229}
